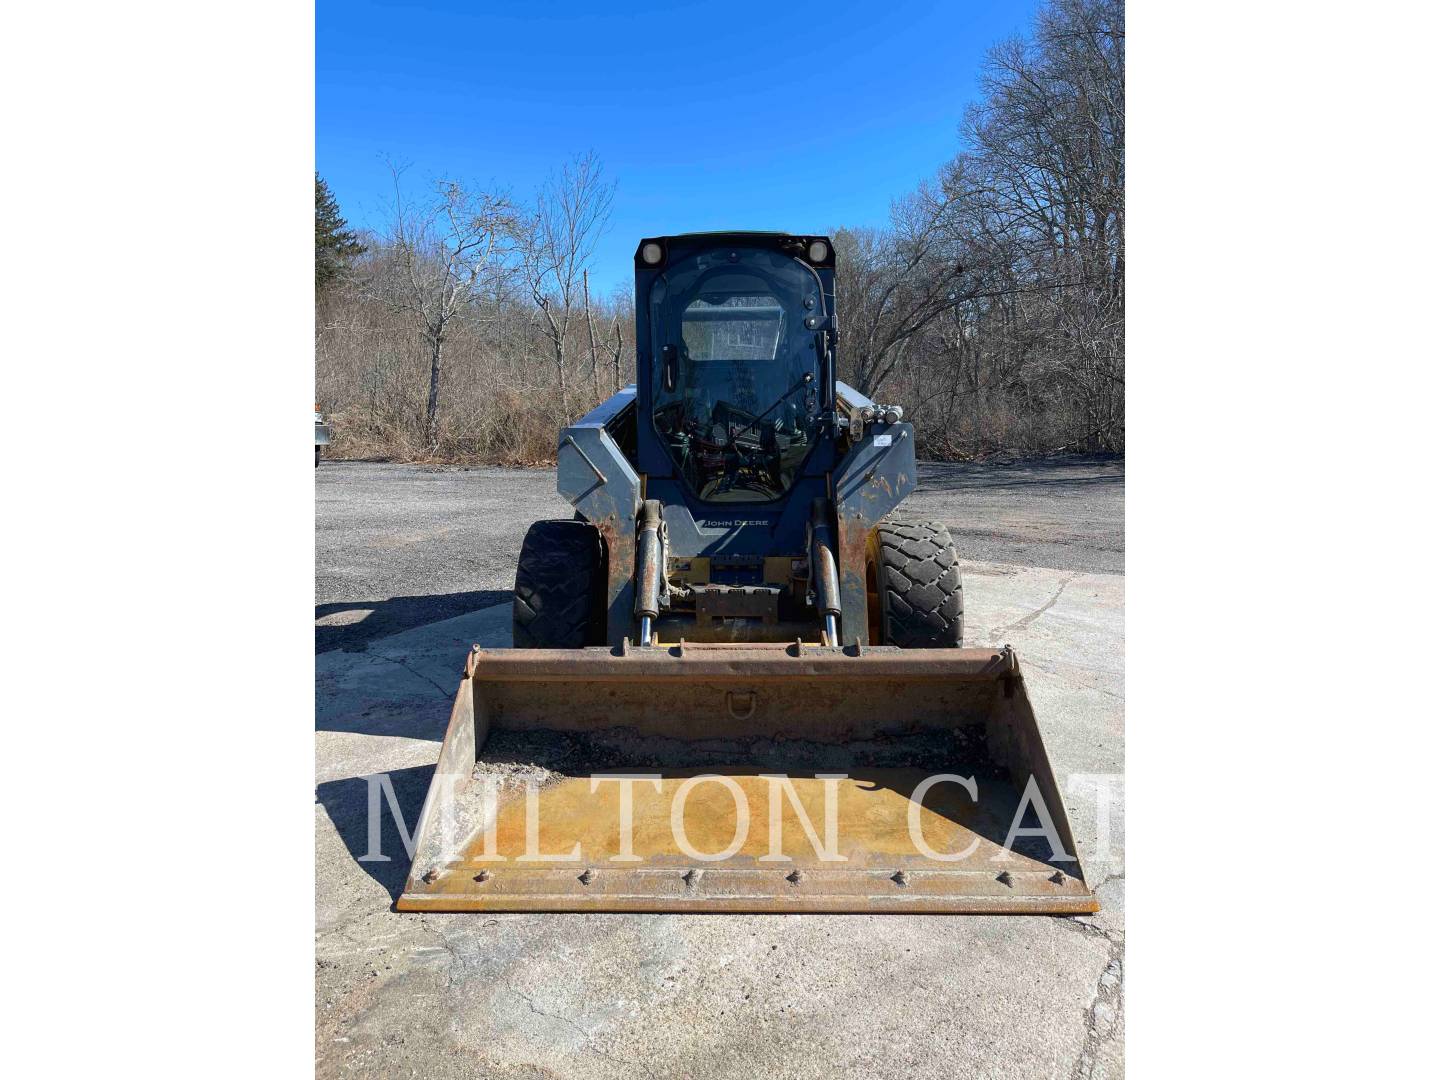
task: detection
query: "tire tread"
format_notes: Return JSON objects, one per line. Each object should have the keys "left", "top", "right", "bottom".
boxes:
{"left": 873, "top": 515, "right": 964, "bottom": 648}
{"left": 512, "top": 520, "right": 604, "bottom": 648}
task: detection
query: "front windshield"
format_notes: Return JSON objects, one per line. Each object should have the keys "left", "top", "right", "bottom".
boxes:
{"left": 650, "top": 248, "right": 823, "bottom": 503}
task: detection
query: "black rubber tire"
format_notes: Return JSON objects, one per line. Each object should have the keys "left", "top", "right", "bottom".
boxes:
{"left": 870, "top": 517, "right": 964, "bottom": 648}
{"left": 513, "top": 520, "right": 606, "bottom": 648}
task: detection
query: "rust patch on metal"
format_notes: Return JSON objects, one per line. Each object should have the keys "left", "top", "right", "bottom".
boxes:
{"left": 836, "top": 513, "right": 873, "bottom": 646}
{"left": 596, "top": 515, "right": 637, "bottom": 646}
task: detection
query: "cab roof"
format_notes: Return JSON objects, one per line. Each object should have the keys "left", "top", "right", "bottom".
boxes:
{"left": 634, "top": 232, "right": 834, "bottom": 269}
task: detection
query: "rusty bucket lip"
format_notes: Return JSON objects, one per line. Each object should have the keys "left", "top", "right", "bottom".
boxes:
{"left": 397, "top": 895, "right": 1100, "bottom": 915}
{"left": 397, "top": 858, "right": 1099, "bottom": 916}
{"left": 463, "top": 642, "right": 1021, "bottom": 683}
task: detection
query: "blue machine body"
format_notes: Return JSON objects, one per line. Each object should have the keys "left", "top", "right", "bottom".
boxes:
{"left": 556, "top": 232, "right": 918, "bottom": 647}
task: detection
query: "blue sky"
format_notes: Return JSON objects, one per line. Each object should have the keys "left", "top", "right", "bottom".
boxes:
{"left": 317, "top": 0, "right": 1041, "bottom": 294}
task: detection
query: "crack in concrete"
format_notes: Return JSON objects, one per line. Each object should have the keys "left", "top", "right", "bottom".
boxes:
{"left": 989, "top": 575, "right": 1076, "bottom": 639}
{"left": 364, "top": 650, "right": 453, "bottom": 701}
{"left": 508, "top": 988, "right": 660, "bottom": 1080}
{"left": 415, "top": 914, "right": 464, "bottom": 996}
{"left": 1043, "top": 880, "right": 1124, "bottom": 1080}
{"left": 1070, "top": 934, "right": 1124, "bottom": 1080}
{"left": 1048, "top": 915, "right": 1118, "bottom": 945}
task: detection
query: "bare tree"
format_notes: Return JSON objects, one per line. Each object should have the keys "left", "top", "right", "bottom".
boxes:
{"left": 582, "top": 269, "right": 601, "bottom": 403}
{"left": 369, "top": 163, "right": 516, "bottom": 451}
{"left": 947, "top": 0, "right": 1125, "bottom": 449}
{"left": 833, "top": 192, "right": 971, "bottom": 397}
{"left": 519, "top": 151, "right": 615, "bottom": 414}
{"left": 841, "top": 0, "right": 1125, "bottom": 453}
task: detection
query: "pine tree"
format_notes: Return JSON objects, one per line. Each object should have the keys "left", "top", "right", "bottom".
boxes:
{"left": 315, "top": 174, "right": 365, "bottom": 290}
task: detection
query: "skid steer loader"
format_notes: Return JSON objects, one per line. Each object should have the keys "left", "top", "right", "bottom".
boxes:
{"left": 397, "top": 233, "right": 1096, "bottom": 914}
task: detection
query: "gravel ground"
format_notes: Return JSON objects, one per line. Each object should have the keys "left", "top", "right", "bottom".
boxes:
{"left": 914, "top": 456, "right": 1124, "bottom": 575}
{"left": 315, "top": 465, "right": 571, "bottom": 652}
{"left": 315, "top": 455, "right": 1123, "bottom": 651}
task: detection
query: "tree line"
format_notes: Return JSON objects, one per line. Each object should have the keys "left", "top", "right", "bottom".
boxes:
{"left": 316, "top": 0, "right": 1123, "bottom": 463}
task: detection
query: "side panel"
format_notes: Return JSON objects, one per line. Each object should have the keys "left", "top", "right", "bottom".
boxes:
{"left": 557, "top": 388, "right": 642, "bottom": 647}
{"left": 833, "top": 421, "right": 918, "bottom": 646}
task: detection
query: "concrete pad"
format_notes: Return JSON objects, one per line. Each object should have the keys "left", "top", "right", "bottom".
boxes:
{"left": 315, "top": 560, "right": 1124, "bottom": 1078}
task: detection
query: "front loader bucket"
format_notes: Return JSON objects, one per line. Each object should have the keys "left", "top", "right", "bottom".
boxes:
{"left": 396, "top": 642, "right": 1096, "bottom": 914}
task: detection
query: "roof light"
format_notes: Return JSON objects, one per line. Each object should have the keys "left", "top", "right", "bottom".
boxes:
{"left": 641, "top": 242, "right": 663, "bottom": 265}
{"left": 807, "top": 239, "right": 829, "bottom": 264}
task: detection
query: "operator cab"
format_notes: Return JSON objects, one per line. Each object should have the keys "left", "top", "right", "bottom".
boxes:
{"left": 640, "top": 234, "right": 835, "bottom": 505}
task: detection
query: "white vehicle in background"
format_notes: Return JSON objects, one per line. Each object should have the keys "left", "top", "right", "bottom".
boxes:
{"left": 315, "top": 405, "right": 331, "bottom": 467}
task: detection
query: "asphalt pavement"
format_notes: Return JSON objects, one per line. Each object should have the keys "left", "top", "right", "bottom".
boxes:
{"left": 315, "top": 456, "right": 1123, "bottom": 652}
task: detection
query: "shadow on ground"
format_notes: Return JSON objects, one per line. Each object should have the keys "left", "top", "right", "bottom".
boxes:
{"left": 316, "top": 590, "right": 509, "bottom": 653}
{"left": 316, "top": 765, "right": 433, "bottom": 901}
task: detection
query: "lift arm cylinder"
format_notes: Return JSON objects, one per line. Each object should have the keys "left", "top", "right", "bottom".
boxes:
{"left": 809, "top": 498, "right": 842, "bottom": 643}
{"left": 635, "top": 500, "right": 664, "bottom": 645}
